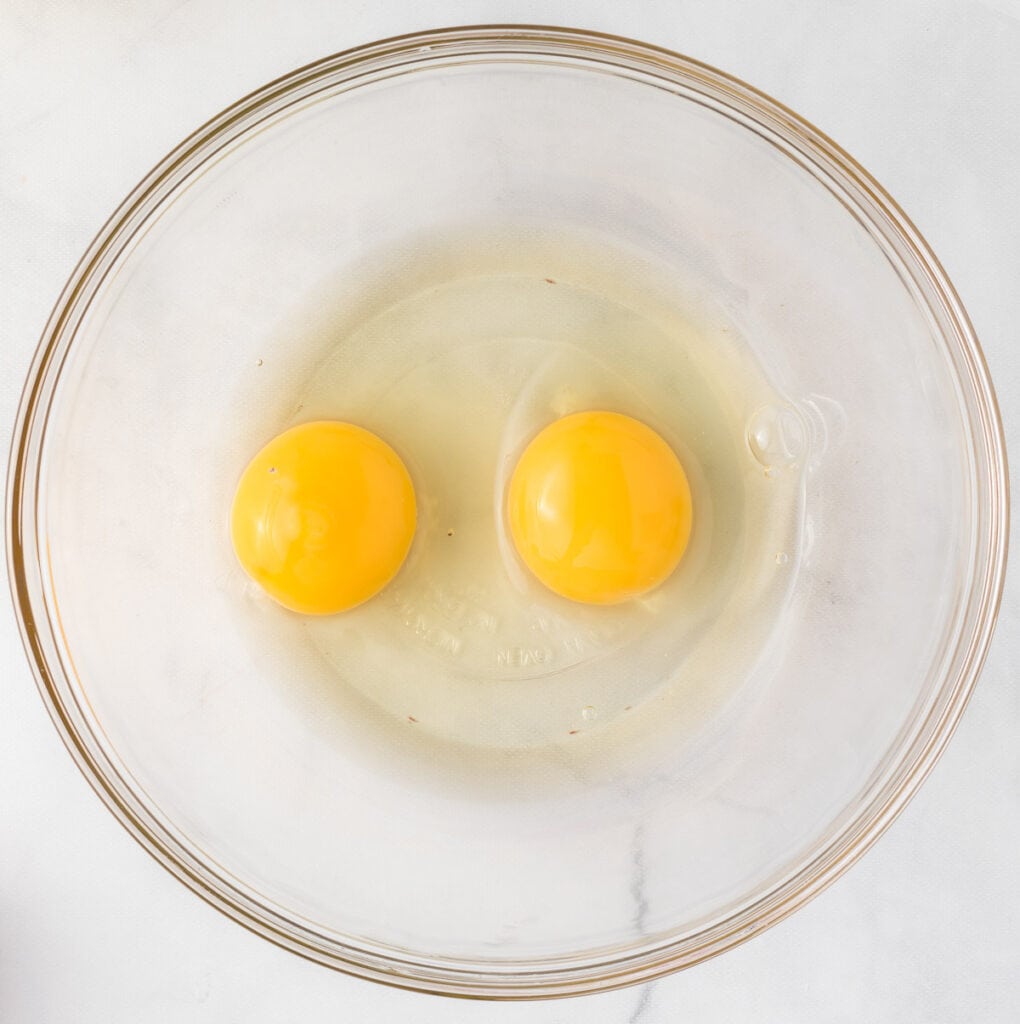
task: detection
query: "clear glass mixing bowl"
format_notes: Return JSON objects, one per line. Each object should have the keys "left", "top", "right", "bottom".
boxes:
{"left": 6, "top": 26, "right": 1007, "bottom": 998}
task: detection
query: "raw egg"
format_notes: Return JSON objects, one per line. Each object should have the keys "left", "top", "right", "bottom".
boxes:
{"left": 230, "top": 421, "right": 416, "bottom": 614}
{"left": 507, "top": 411, "right": 692, "bottom": 605}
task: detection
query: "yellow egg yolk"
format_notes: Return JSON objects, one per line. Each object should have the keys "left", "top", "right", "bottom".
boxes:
{"left": 507, "top": 411, "right": 692, "bottom": 605}
{"left": 230, "top": 421, "right": 416, "bottom": 614}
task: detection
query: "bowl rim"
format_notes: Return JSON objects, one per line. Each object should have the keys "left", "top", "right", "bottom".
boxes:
{"left": 5, "top": 23, "right": 1010, "bottom": 1000}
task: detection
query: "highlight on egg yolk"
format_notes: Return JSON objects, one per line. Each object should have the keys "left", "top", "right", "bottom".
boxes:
{"left": 230, "top": 421, "right": 416, "bottom": 615}
{"left": 507, "top": 411, "right": 692, "bottom": 605}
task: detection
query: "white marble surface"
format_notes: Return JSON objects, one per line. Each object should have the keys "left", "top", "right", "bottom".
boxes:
{"left": 2, "top": 2, "right": 1018, "bottom": 1020}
